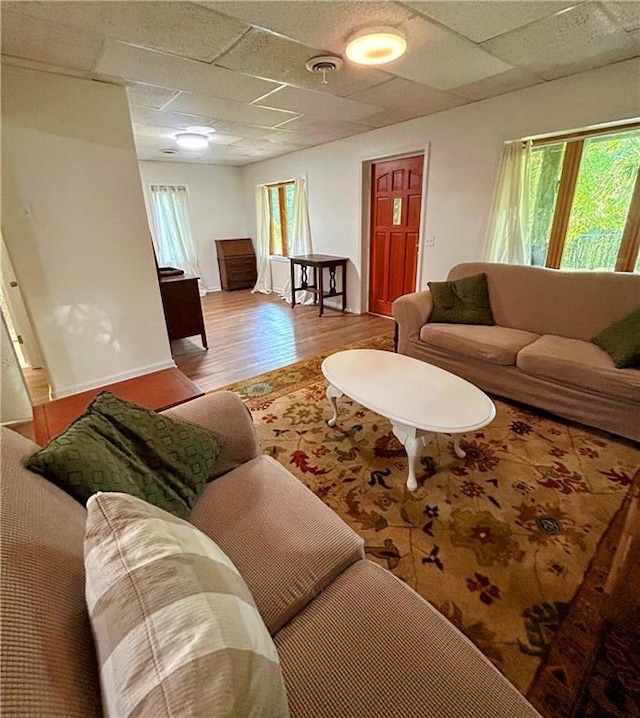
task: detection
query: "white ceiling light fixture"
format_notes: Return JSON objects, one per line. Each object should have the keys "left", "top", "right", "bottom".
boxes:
{"left": 185, "top": 125, "right": 216, "bottom": 135}
{"left": 175, "top": 132, "right": 210, "bottom": 150}
{"left": 345, "top": 27, "right": 407, "bottom": 66}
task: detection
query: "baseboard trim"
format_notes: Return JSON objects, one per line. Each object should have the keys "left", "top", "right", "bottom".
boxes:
{"left": 51, "top": 359, "right": 177, "bottom": 399}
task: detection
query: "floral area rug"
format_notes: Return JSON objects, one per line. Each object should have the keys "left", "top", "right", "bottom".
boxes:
{"left": 220, "top": 336, "right": 640, "bottom": 707}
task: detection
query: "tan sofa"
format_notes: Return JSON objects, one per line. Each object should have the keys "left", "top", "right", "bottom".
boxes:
{"left": 393, "top": 263, "right": 640, "bottom": 442}
{"left": 1, "top": 391, "right": 540, "bottom": 717}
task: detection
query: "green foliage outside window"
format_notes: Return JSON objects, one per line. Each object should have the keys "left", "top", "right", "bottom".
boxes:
{"left": 528, "top": 130, "right": 640, "bottom": 272}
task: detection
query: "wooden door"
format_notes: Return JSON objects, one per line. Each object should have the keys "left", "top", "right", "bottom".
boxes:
{"left": 369, "top": 155, "right": 424, "bottom": 317}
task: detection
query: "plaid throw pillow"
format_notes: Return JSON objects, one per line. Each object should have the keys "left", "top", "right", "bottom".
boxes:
{"left": 84, "top": 492, "right": 290, "bottom": 718}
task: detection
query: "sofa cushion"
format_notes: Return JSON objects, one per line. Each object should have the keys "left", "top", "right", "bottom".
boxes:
{"left": 189, "top": 455, "right": 364, "bottom": 634}
{"left": 448, "top": 262, "right": 640, "bottom": 341}
{"left": 420, "top": 323, "right": 540, "bottom": 366}
{"left": 0, "top": 427, "right": 103, "bottom": 717}
{"left": 517, "top": 335, "right": 640, "bottom": 401}
{"left": 85, "top": 492, "right": 289, "bottom": 718}
{"left": 274, "top": 560, "right": 541, "bottom": 718}
{"left": 26, "top": 392, "right": 223, "bottom": 518}
{"left": 428, "top": 272, "right": 495, "bottom": 325}
{"left": 592, "top": 308, "right": 640, "bottom": 368}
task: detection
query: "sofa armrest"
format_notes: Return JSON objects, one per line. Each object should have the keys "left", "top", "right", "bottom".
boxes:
{"left": 162, "top": 390, "right": 260, "bottom": 476}
{"left": 392, "top": 290, "right": 433, "bottom": 354}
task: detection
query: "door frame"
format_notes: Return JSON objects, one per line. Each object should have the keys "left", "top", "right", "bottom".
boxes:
{"left": 0, "top": 233, "right": 45, "bottom": 369}
{"left": 358, "top": 144, "right": 431, "bottom": 314}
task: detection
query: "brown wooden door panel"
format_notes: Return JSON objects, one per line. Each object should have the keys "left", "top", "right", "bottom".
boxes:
{"left": 409, "top": 169, "right": 422, "bottom": 189}
{"left": 369, "top": 231, "right": 389, "bottom": 313}
{"left": 369, "top": 155, "right": 424, "bottom": 317}
{"left": 407, "top": 194, "right": 422, "bottom": 226}
{"left": 376, "top": 196, "right": 392, "bottom": 226}
{"left": 392, "top": 170, "right": 405, "bottom": 190}
{"left": 376, "top": 173, "right": 390, "bottom": 192}
{"left": 389, "top": 233, "right": 407, "bottom": 303}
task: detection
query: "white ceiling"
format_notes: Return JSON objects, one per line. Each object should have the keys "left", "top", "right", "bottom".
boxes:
{"left": 2, "top": 1, "right": 639, "bottom": 166}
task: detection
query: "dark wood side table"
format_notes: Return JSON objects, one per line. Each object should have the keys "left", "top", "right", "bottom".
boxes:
{"left": 32, "top": 368, "right": 204, "bottom": 445}
{"left": 159, "top": 275, "right": 208, "bottom": 349}
{"left": 289, "top": 254, "right": 348, "bottom": 317}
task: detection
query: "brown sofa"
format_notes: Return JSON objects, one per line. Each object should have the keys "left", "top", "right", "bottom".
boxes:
{"left": 1, "top": 391, "right": 540, "bottom": 717}
{"left": 393, "top": 263, "right": 640, "bottom": 442}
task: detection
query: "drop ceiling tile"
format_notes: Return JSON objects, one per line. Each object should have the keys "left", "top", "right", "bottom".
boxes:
{"left": 127, "top": 83, "right": 179, "bottom": 110}
{"left": 356, "top": 108, "right": 427, "bottom": 128}
{"left": 206, "top": 121, "right": 275, "bottom": 140}
{"left": 130, "top": 106, "right": 222, "bottom": 132}
{"left": 3, "top": 1, "right": 248, "bottom": 63}
{"left": 0, "top": 10, "right": 104, "bottom": 71}
{"left": 404, "top": 1, "right": 578, "bottom": 43}
{"left": 606, "top": 2, "right": 640, "bottom": 31}
{"left": 263, "top": 128, "right": 316, "bottom": 145}
{"left": 482, "top": 2, "right": 639, "bottom": 80}
{"left": 133, "top": 123, "right": 242, "bottom": 146}
{"left": 391, "top": 14, "right": 514, "bottom": 90}
{"left": 135, "top": 134, "right": 253, "bottom": 158}
{"left": 215, "top": 29, "right": 390, "bottom": 97}
{"left": 201, "top": 1, "right": 416, "bottom": 55}
{"left": 96, "top": 41, "right": 280, "bottom": 103}
{"left": 276, "top": 116, "right": 370, "bottom": 143}
{"left": 136, "top": 141, "right": 249, "bottom": 165}
{"left": 452, "top": 68, "right": 543, "bottom": 101}
{"left": 257, "top": 86, "right": 382, "bottom": 122}
{"left": 348, "top": 77, "right": 466, "bottom": 115}
{"left": 165, "top": 92, "right": 296, "bottom": 128}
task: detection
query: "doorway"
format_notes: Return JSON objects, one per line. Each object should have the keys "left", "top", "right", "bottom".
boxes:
{"left": 0, "top": 235, "right": 50, "bottom": 404}
{"left": 368, "top": 154, "right": 424, "bottom": 317}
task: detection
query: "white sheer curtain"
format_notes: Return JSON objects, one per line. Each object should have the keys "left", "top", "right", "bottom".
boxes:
{"left": 281, "top": 177, "right": 314, "bottom": 304}
{"left": 484, "top": 140, "right": 532, "bottom": 264}
{"left": 149, "top": 185, "right": 205, "bottom": 295}
{"left": 252, "top": 185, "right": 272, "bottom": 294}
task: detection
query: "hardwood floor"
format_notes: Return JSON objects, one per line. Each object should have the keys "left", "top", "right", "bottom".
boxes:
{"left": 173, "top": 290, "right": 394, "bottom": 392}
{"left": 18, "top": 290, "right": 394, "bottom": 412}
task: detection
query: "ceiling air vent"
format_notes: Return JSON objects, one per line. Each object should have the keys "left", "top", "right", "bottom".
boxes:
{"left": 160, "top": 149, "right": 178, "bottom": 155}
{"left": 305, "top": 55, "right": 344, "bottom": 84}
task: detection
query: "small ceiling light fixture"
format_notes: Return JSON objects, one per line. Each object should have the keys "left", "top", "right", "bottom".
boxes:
{"left": 185, "top": 125, "right": 216, "bottom": 134}
{"left": 345, "top": 27, "right": 406, "bottom": 66}
{"left": 175, "top": 132, "right": 210, "bottom": 150}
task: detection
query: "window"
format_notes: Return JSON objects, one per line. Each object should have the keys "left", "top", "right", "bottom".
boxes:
{"left": 267, "top": 181, "right": 295, "bottom": 256}
{"left": 528, "top": 126, "right": 640, "bottom": 272}
{"left": 148, "top": 184, "right": 202, "bottom": 291}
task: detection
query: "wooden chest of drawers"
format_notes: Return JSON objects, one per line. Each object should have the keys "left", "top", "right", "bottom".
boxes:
{"left": 159, "top": 275, "right": 207, "bottom": 348}
{"left": 215, "top": 238, "right": 257, "bottom": 291}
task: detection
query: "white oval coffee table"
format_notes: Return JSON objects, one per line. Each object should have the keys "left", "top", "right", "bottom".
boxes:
{"left": 321, "top": 349, "right": 496, "bottom": 491}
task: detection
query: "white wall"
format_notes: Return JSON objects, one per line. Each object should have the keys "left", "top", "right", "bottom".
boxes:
{"left": 1, "top": 66, "right": 173, "bottom": 397}
{"left": 241, "top": 58, "right": 640, "bottom": 313}
{"left": 138, "top": 161, "right": 249, "bottom": 291}
{"left": 0, "top": 314, "right": 31, "bottom": 424}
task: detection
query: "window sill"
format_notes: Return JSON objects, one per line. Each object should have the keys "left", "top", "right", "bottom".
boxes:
{"left": 269, "top": 255, "right": 290, "bottom": 263}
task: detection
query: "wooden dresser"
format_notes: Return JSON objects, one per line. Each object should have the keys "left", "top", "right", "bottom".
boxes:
{"left": 215, "top": 238, "right": 257, "bottom": 291}
{"left": 159, "top": 275, "right": 207, "bottom": 349}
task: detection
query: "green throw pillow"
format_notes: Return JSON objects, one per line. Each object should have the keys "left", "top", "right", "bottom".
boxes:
{"left": 25, "top": 392, "right": 224, "bottom": 518}
{"left": 592, "top": 308, "right": 640, "bottom": 369}
{"left": 428, "top": 273, "right": 495, "bottom": 325}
